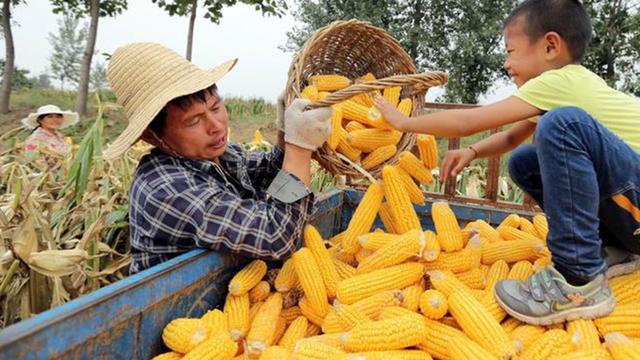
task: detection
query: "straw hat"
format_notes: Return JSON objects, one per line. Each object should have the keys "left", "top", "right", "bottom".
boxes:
{"left": 21, "top": 104, "right": 79, "bottom": 129}
{"left": 102, "top": 42, "right": 237, "bottom": 160}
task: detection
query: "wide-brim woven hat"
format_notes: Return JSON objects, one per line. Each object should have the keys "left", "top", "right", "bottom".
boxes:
{"left": 102, "top": 42, "right": 237, "bottom": 160}
{"left": 21, "top": 104, "right": 79, "bottom": 129}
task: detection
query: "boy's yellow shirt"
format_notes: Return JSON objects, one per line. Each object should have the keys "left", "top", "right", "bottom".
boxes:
{"left": 515, "top": 64, "right": 640, "bottom": 152}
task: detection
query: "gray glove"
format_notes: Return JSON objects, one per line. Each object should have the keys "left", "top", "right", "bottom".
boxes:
{"left": 284, "top": 99, "right": 333, "bottom": 151}
{"left": 276, "top": 92, "right": 286, "bottom": 132}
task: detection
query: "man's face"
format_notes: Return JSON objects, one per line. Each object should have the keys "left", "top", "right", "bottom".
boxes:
{"left": 502, "top": 17, "right": 547, "bottom": 88}
{"left": 161, "top": 91, "right": 229, "bottom": 162}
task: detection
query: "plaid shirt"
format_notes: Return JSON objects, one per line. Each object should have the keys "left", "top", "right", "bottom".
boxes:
{"left": 128, "top": 143, "right": 314, "bottom": 274}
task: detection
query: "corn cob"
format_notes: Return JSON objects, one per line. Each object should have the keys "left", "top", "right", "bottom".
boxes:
{"left": 300, "top": 85, "right": 319, "bottom": 101}
{"left": 341, "top": 315, "right": 427, "bottom": 352}
{"left": 350, "top": 290, "right": 404, "bottom": 319}
{"left": 448, "top": 290, "right": 517, "bottom": 359}
{"left": 416, "top": 134, "right": 438, "bottom": 169}
{"left": 419, "top": 289, "right": 448, "bottom": 320}
{"left": 275, "top": 258, "right": 298, "bottom": 293}
{"left": 357, "top": 232, "right": 399, "bottom": 251}
{"left": 305, "top": 323, "right": 321, "bottom": 337}
{"left": 322, "top": 303, "right": 371, "bottom": 334}
{"left": 355, "top": 248, "right": 374, "bottom": 263}
{"left": 341, "top": 182, "right": 384, "bottom": 254}
{"left": 259, "top": 345, "right": 291, "bottom": 360}
{"left": 425, "top": 234, "right": 481, "bottom": 273}
{"left": 327, "top": 106, "right": 343, "bottom": 151}
{"left": 567, "top": 319, "right": 600, "bottom": 349}
{"left": 272, "top": 316, "right": 287, "bottom": 345}
{"left": 610, "top": 271, "right": 640, "bottom": 305}
{"left": 473, "top": 219, "right": 503, "bottom": 242}
{"left": 507, "top": 260, "right": 534, "bottom": 281}
{"left": 382, "top": 166, "right": 422, "bottom": 234}
{"left": 533, "top": 214, "right": 549, "bottom": 241}
{"left": 455, "top": 268, "right": 486, "bottom": 290}
{"left": 278, "top": 316, "right": 308, "bottom": 351}
{"left": 293, "top": 340, "right": 346, "bottom": 359}
{"left": 298, "top": 333, "right": 345, "bottom": 349}
{"left": 329, "top": 245, "right": 357, "bottom": 266}
{"left": 229, "top": 260, "right": 267, "bottom": 296}
{"left": 396, "top": 98, "right": 413, "bottom": 117}
{"left": 303, "top": 225, "right": 340, "bottom": 299}
{"left": 150, "top": 352, "right": 182, "bottom": 360}
{"left": 398, "top": 151, "right": 433, "bottom": 184}
{"left": 383, "top": 86, "right": 402, "bottom": 107}
{"left": 498, "top": 213, "right": 521, "bottom": 229}
{"left": 485, "top": 260, "right": 510, "bottom": 291}
{"left": 417, "top": 318, "right": 468, "bottom": 359}
{"left": 447, "top": 336, "right": 499, "bottom": 360}
{"left": 593, "top": 302, "right": 640, "bottom": 337}
{"left": 378, "top": 202, "right": 398, "bottom": 234}
{"left": 395, "top": 165, "right": 426, "bottom": 205}
{"left": 247, "top": 293, "right": 284, "bottom": 355}
{"left": 182, "top": 331, "right": 237, "bottom": 360}
{"left": 347, "top": 129, "right": 402, "bottom": 152}
{"left": 520, "top": 329, "right": 575, "bottom": 360}
{"left": 337, "top": 128, "right": 363, "bottom": 162}
{"left": 317, "top": 91, "right": 331, "bottom": 100}
{"left": 499, "top": 225, "right": 544, "bottom": 243}
{"left": 362, "top": 144, "right": 397, "bottom": 170}
{"left": 345, "top": 120, "right": 367, "bottom": 132}
{"left": 345, "top": 350, "right": 432, "bottom": 360}
{"left": 332, "top": 258, "right": 357, "bottom": 280}
{"left": 432, "top": 202, "right": 464, "bottom": 252}
{"left": 481, "top": 239, "right": 544, "bottom": 265}
{"left": 548, "top": 347, "right": 612, "bottom": 360}
{"left": 293, "top": 248, "right": 328, "bottom": 317}
{"left": 249, "top": 281, "right": 271, "bottom": 303}
{"left": 509, "top": 324, "right": 546, "bottom": 354}
{"left": 479, "top": 289, "right": 508, "bottom": 322}
{"left": 427, "top": 270, "right": 471, "bottom": 297}
{"left": 337, "top": 262, "right": 424, "bottom": 304}
{"left": 500, "top": 317, "right": 523, "bottom": 333}
{"left": 298, "top": 297, "right": 327, "bottom": 327}
{"left": 224, "top": 293, "right": 250, "bottom": 341}
{"left": 162, "top": 318, "right": 209, "bottom": 354}
{"left": 281, "top": 306, "right": 302, "bottom": 324}
{"left": 309, "top": 74, "right": 350, "bottom": 91}
{"left": 376, "top": 305, "right": 423, "bottom": 321}
{"left": 201, "top": 309, "right": 228, "bottom": 334}
{"left": 422, "top": 230, "right": 441, "bottom": 262}
{"left": 342, "top": 100, "right": 382, "bottom": 127}
{"left": 519, "top": 217, "right": 540, "bottom": 239}
{"left": 351, "top": 92, "right": 375, "bottom": 107}
{"left": 604, "top": 332, "right": 640, "bottom": 359}
{"left": 401, "top": 284, "right": 424, "bottom": 312}
{"left": 357, "top": 229, "right": 425, "bottom": 274}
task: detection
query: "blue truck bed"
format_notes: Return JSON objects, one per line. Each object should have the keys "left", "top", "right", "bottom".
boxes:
{"left": 0, "top": 189, "right": 531, "bottom": 359}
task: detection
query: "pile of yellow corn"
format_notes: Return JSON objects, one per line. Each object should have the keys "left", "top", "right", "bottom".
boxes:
{"left": 300, "top": 74, "right": 438, "bottom": 172}
{"left": 153, "top": 180, "right": 640, "bottom": 359}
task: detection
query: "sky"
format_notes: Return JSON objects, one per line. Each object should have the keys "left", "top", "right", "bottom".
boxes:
{"left": 2, "top": 0, "right": 515, "bottom": 104}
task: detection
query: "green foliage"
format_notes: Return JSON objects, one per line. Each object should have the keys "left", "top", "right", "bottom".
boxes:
{"left": 0, "top": 59, "right": 35, "bottom": 90}
{"left": 48, "top": 13, "right": 87, "bottom": 89}
{"left": 50, "top": 0, "right": 128, "bottom": 18}
{"left": 152, "top": 0, "right": 287, "bottom": 24}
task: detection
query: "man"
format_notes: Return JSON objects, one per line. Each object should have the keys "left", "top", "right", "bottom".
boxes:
{"left": 103, "top": 43, "right": 332, "bottom": 274}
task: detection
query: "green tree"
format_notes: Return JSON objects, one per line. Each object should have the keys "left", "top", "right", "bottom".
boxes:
{"left": 583, "top": 0, "right": 640, "bottom": 96}
{"left": 51, "top": 0, "right": 128, "bottom": 115}
{"left": 152, "top": 0, "right": 288, "bottom": 61}
{"left": 0, "top": 0, "right": 25, "bottom": 113}
{"left": 48, "top": 13, "right": 87, "bottom": 90}
{"left": 0, "top": 59, "right": 35, "bottom": 90}
{"left": 286, "top": 0, "right": 516, "bottom": 104}
{"left": 90, "top": 60, "right": 107, "bottom": 92}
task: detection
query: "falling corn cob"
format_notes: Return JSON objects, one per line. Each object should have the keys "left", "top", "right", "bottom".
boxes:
{"left": 398, "top": 151, "right": 433, "bottom": 184}
{"left": 327, "top": 106, "right": 343, "bottom": 151}
{"left": 303, "top": 225, "right": 340, "bottom": 299}
{"left": 382, "top": 166, "right": 422, "bottom": 234}
{"left": 340, "top": 181, "right": 384, "bottom": 254}
{"left": 432, "top": 202, "right": 464, "bottom": 252}
{"left": 347, "top": 129, "right": 402, "bottom": 152}
{"left": 394, "top": 165, "right": 426, "bottom": 205}
{"left": 292, "top": 248, "right": 329, "bottom": 317}
{"left": 362, "top": 144, "right": 397, "bottom": 170}
{"left": 416, "top": 134, "right": 438, "bottom": 169}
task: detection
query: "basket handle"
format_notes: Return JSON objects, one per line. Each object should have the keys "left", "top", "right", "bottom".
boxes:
{"left": 307, "top": 71, "right": 448, "bottom": 108}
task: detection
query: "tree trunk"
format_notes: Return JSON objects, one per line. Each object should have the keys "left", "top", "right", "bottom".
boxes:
{"left": 186, "top": 0, "right": 197, "bottom": 61}
{"left": 0, "top": 0, "right": 15, "bottom": 114}
{"left": 75, "top": 0, "right": 100, "bottom": 116}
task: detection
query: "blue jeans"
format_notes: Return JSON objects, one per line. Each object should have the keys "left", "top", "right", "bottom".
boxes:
{"left": 508, "top": 107, "right": 640, "bottom": 284}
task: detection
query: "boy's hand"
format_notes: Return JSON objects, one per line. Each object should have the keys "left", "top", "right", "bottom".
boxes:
{"left": 440, "top": 148, "right": 476, "bottom": 182}
{"left": 374, "top": 98, "right": 408, "bottom": 131}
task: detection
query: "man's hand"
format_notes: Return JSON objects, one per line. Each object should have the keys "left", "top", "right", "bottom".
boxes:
{"left": 284, "top": 99, "right": 333, "bottom": 151}
{"left": 440, "top": 148, "right": 476, "bottom": 182}
{"left": 374, "top": 97, "right": 408, "bottom": 131}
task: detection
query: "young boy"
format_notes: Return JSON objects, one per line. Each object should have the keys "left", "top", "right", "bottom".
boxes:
{"left": 375, "top": 0, "right": 640, "bottom": 325}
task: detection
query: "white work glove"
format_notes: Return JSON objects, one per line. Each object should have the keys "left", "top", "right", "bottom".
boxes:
{"left": 284, "top": 99, "right": 333, "bottom": 151}
{"left": 276, "top": 92, "right": 286, "bottom": 132}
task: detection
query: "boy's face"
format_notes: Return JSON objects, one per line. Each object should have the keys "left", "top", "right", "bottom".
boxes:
{"left": 161, "top": 91, "right": 229, "bottom": 162}
{"left": 503, "top": 17, "right": 553, "bottom": 88}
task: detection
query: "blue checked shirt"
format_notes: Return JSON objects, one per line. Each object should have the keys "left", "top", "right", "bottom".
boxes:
{"left": 128, "top": 143, "right": 314, "bottom": 274}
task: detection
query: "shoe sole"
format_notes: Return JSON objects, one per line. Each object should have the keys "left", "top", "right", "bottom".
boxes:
{"left": 495, "top": 293, "right": 617, "bottom": 326}
{"left": 606, "top": 257, "right": 640, "bottom": 279}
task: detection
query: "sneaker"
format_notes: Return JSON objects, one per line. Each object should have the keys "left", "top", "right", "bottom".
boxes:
{"left": 603, "top": 246, "right": 640, "bottom": 279}
{"left": 494, "top": 266, "right": 616, "bottom": 326}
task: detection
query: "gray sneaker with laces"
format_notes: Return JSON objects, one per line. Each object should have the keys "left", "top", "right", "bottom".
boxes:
{"left": 603, "top": 246, "right": 640, "bottom": 279}
{"left": 494, "top": 266, "right": 616, "bottom": 326}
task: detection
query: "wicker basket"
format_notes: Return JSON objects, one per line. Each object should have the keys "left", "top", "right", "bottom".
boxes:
{"left": 285, "top": 19, "right": 447, "bottom": 186}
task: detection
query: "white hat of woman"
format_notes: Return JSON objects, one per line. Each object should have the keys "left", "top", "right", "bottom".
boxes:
{"left": 21, "top": 104, "right": 79, "bottom": 129}
{"left": 102, "top": 42, "right": 237, "bottom": 160}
